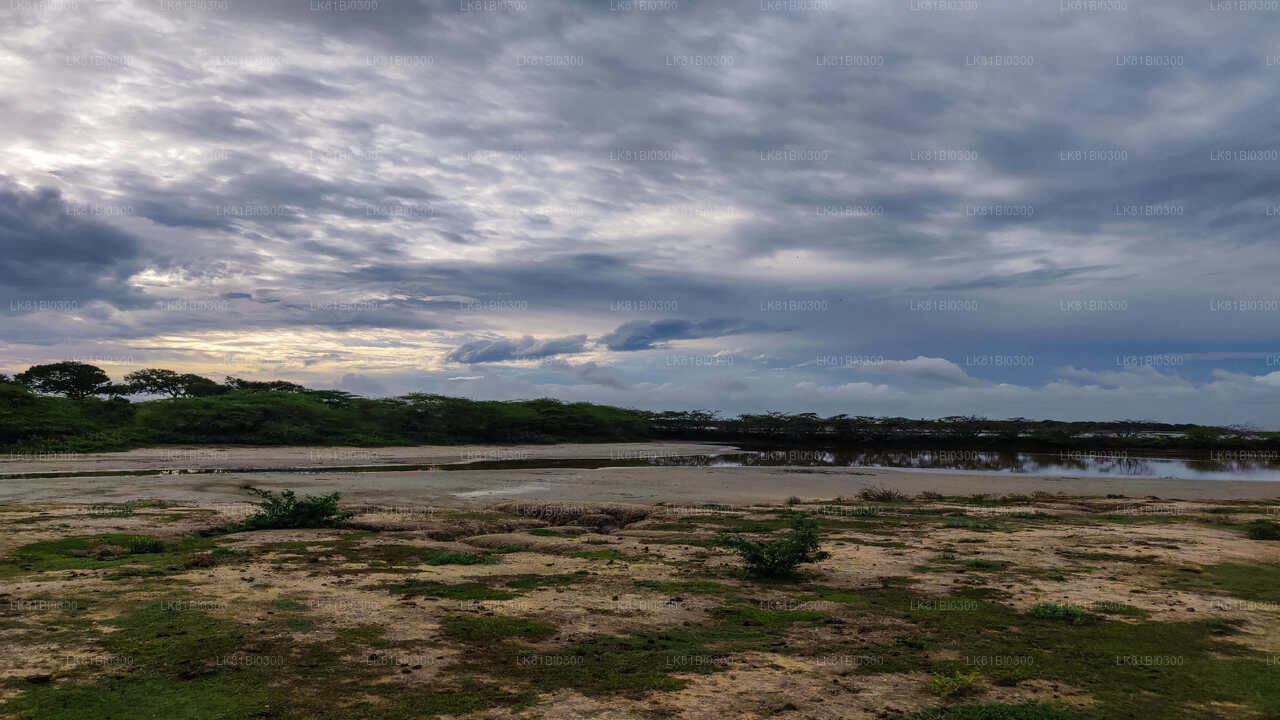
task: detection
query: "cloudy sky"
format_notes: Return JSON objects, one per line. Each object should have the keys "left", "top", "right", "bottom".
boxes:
{"left": 2, "top": 0, "right": 1280, "bottom": 425}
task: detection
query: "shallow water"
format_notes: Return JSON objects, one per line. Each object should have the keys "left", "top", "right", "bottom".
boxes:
{"left": 456, "top": 448, "right": 1280, "bottom": 482}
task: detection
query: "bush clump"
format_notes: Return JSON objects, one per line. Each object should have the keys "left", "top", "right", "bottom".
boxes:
{"left": 1029, "top": 603, "right": 1098, "bottom": 625}
{"left": 1244, "top": 519, "right": 1280, "bottom": 540}
{"left": 716, "top": 513, "right": 829, "bottom": 578}
{"left": 234, "top": 487, "right": 353, "bottom": 530}
{"left": 928, "top": 670, "right": 984, "bottom": 698}
{"left": 859, "top": 486, "right": 908, "bottom": 502}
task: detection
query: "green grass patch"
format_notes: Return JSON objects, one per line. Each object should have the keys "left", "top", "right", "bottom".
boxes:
{"left": 1028, "top": 603, "right": 1099, "bottom": 625}
{"left": 378, "top": 580, "right": 519, "bottom": 600}
{"left": 441, "top": 615, "right": 557, "bottom": 643}
{"left": 632, "top": 579, "right": 736, "bottom": 595}
{"left": 1159, "top": 562, "right": 1280, "bottom": 603}
{"left": 905, "top": 702, "right": 1085, "bottom": 719}
{"left": 3, "top": 534, "right": 215, "bottom": 579}
{"left": 944, "top": 518, "right": 998, "bottom": 531}
{"left": 504, "top": 573, "right": 589, "bottom": 589}
{"left": 528, "top": 528, "right": 574, "bottom": 537}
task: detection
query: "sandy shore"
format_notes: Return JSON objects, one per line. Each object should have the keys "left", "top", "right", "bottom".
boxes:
{"left": 3, "top": 442, "right": 1280, "bottom": 505}
{"left": 0, "top": 442, "right": 735, "bottom": 474}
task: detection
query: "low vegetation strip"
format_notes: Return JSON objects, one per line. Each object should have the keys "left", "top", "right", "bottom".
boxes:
{"left": 4, "top": 362, "right": 1279, "bottom": 452}
{"left": 4, "top": 488, "right": 1280, "bottom": 718}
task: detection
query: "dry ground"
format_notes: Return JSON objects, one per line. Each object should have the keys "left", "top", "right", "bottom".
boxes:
{"left": 2, "top": 490, "right": 1280, "bottom": 719}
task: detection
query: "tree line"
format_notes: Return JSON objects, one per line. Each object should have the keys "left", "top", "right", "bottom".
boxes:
{"left": 2, "top": 361, "right": 301, "bottom": 400}
{"left": 2, "top": 361, "right": 1275, "bottom": 452}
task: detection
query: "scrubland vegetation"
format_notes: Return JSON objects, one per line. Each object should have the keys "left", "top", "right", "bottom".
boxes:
{"left": 3, "top": 487, "right": 1280, "bottom": 719}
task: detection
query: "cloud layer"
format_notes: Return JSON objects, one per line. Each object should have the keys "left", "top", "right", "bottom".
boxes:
{"left": 2, "top": 0, "right": 1279, "bottom": 425}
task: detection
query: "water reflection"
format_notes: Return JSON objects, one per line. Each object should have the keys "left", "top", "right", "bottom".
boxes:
{"left": 691, "top": 448, "right": 1280, "bottom": 481}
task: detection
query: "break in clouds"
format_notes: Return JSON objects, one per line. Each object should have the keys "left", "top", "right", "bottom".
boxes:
{"left": 2, "top": 0, "right": 1280, "bottom": 425}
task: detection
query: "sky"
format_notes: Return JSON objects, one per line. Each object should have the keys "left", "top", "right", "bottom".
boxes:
{"left": 2, "top": 0, "right": 1279, "bottom": 426}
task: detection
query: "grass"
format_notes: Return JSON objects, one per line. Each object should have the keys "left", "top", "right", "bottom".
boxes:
{"left": 1028, "top": 603, "right": 1099, "bottom": 625}
{"left": 1243, "top": 519, "right": 1280, "bottom": 540}
{"left": 424, "top": 551, "right": 494, "bottom": 565}
{"left": 378, "top": 580, "right": 520, "bottom": 600}
{"left": 929, "top": 670, "right": 984, "bottom": 698}
{"left": 905, "top": 703, "right": 1085, "bottom": 719}
{"left": 1159, "top": 562, "right": 1280, "bottom": 603}
{"left": 527, "top": 528, "right": 573, "bottom": 537}
{"left": 441, "top": 615, "right": 557, "bottom": 642}
{"left": 962, "top": 559, "right": 1012, "bottom": 571}
{"left": 945, "top": 517, "right": 998, "bottom": 531}
{"left": 859, "top": 486, "right": 909, "bottom": 502}
{"left": 8, "top": 497, "right": 1280, "bottom": 719}
{"left": 633, "top": 579, "right": 736, "bottom": 595}
{"left": 504, "top": 573, "right": 589, "bottom": 589}
{"left": 3, "top": 534, "right": 214, "bottom": 579}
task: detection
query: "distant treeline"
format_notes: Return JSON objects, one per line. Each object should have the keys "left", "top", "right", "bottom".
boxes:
{"left": 1, "top": 361, "right": 1276, "bottom": 453}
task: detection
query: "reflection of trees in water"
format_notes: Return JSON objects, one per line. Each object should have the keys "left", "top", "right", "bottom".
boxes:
{"left": 1048, "top": 455, "right": 1154, "bottom": 476}
{"left": 1183, "top": 457, "right": 1280, "bottom": 473}
{"left": 715, "top": 449, "right": 1183, "bottom": 477}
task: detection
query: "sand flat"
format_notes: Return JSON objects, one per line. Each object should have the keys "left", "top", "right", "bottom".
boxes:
{"left": 2, "top": 442, "right": 1280, "bottom": 505}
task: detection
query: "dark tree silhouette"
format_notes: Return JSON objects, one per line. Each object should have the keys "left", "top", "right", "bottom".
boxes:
{"left": 14, "top": 362, "right": 112, "bottom": 399}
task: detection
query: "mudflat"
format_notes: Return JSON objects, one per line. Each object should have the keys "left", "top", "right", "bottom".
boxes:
{"left": 2, "top": 442, "right": 1280, "bottom": 506}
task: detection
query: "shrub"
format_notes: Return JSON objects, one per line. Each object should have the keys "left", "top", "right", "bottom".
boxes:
{"left": 1029, "top": 603, "right": 1098, "bottom": 625}
{"left": 859, "top": 486, "right": 907, "bottom": 502}
{"left": 918, "top": 491, "right": 945, "bottom": 500}
{"left": 785, "top": 496, "right": 802, "bottom": 506}
{"left": 121, "top": 535, "right": 166, "bottom": 554}
{"left": 1244, "top": 519, "right": 1280, "bottom": 540}
{"left": 929, "top": 671, "right": 984, "bottom": 698}
{"left": 716, "top": 513, "right": 829, "bottom": 578}
{"left": 234, "top": 487, "right": 353, "bottom": 530}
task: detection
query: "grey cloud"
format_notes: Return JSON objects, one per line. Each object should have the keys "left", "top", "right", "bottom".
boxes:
{"left": 601, "top": 318, "right": 784, "bottom": 351}
{"left": 446, "top": 334, "right": 588, "bottom": 363}
{"left": 0, "top": 184, "right": 147, "bottom": 308}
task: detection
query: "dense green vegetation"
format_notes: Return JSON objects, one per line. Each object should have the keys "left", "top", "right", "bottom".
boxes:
{"left": 0, "top": 375, "right": 652, "bottom": 451}
{"left": 715, "top": 513, "right": 830, "bottom": 578}
{"left": 3, "top": 361, "right": 1279, "bottom": 452}
{"left": 234, "top": 488, "right": 353, "bottom": 531}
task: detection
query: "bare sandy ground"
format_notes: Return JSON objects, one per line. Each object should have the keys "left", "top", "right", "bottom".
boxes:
{"left": 0, "top": 442, "right": 734, "bottom": 474}
{"left": 3, "top": 442, "right": 1280, "bottom": 505}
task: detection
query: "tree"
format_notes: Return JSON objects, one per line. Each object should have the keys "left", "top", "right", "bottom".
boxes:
{"left": 125, "top": 369, "right": 186, "bottom": 398}
{"left": 225, "top": 377, "right": 304, "bottom": 392}
{"left": 15, "top": 362, "right": 112, "bottom": 399}
{"left": 124, "top": 369, "right": 225, "bottom": 399}
{"left": 178, "top": 374, "right": 225, "bottom": 397}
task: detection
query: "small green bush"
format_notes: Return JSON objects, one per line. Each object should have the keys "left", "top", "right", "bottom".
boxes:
{"left": 1244, "top": 519, "right": 1280, "bottom": 540}
{"left": 234, "top": 487, "right": 353, "bottom": 530}
{"left": 1029, "top": 603, "right": 1098, "bottom": 625}
{"left": 716, "top": 513, "right": 829, "bottom": 578}
{"left": 929, "top": 671, "right": 984, "bottom": 698}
